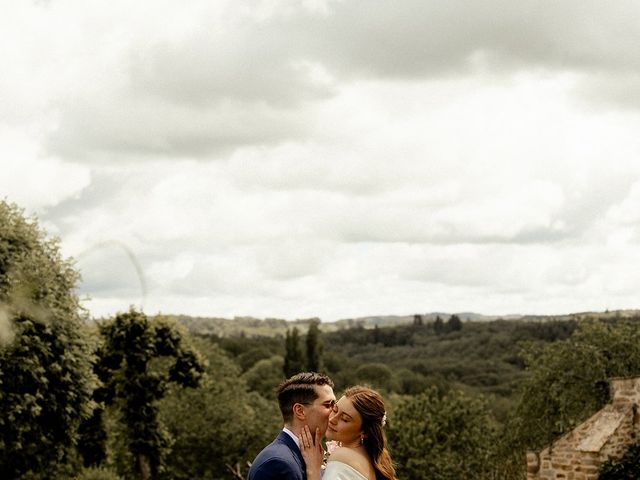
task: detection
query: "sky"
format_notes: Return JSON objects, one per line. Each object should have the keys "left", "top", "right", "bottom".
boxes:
{"left": 2, "top": 0, "right": 640, "bottom": 322}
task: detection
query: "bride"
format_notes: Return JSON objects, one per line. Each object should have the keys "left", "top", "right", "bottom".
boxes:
{"left": 298, "top": 386, "right": 398, "bottom": 480}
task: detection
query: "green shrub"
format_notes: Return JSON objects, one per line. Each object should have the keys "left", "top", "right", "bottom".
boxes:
{"left": 599, "top": 443, "right": 640, "bottom": 479}
{"left": 75, "top": 467, "right": 123, "bottom": 480}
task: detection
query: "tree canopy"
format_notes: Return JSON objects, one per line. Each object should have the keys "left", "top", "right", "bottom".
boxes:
{"left": 85, "top": 309, "right": 205, "bottom": 480}
{"left": 511, "top": 319, "right": 640, "bottom": 451}
{"left": 159, "top": 339, "right": 281, "bottom": 480}
{"left": 283, "top": 326, "right": 304, "bottom": 377}
{"left": 0, "top": 200, "right": 95, "bottom": 479}
{"left": 386, "top": 386, "right": 496, "bottom": 479}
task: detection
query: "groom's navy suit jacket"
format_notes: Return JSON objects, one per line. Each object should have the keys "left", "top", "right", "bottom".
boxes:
{"left": 248, "top": 430, "right": 306, "bottom": 480}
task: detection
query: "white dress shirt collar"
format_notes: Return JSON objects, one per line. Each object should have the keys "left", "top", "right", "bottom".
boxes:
{"left": 282, "top": 427, "right": 301, "bottom": 449}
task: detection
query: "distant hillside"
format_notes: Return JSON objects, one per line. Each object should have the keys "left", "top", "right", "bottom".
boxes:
{"left": 333, "top": 312, "right": 520, "bottom": 329}
{"left": 163, "top": 314, "right": 322, "bottom": 337}
{"left": 164, "top": 309, "right": 640, "bottom": 337}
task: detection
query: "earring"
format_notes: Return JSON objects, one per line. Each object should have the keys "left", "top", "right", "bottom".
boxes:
{"left": 360, "top": 435, "right": 364, "bottom": 445}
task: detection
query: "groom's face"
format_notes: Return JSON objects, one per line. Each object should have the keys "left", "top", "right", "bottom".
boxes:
{"left": 303, "top": 384, "right": 336, "bottom": 436}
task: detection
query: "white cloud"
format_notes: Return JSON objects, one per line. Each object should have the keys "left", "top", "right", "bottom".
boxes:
{"left": 3, "top": 1, "right": 640, "bottom": 320}
{"left": 0, "top": 129, "right": 90, "bottom": 212}
{"left": 4, "top": 0, "right": 639, "bottom": 165}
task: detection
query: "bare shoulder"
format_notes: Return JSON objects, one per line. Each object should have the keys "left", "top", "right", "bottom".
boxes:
{"left": 327, "top": 446, "right": 359, "bottom": 463}
{"left": 328, "top": 447, "right": 371, "bottom": 477}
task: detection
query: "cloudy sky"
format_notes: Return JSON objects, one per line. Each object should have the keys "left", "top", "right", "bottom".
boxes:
{"left": 3, "top": 0, "right": 640, "bottom": 321}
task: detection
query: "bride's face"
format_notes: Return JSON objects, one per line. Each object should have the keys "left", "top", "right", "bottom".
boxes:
{"left": 325, "top": 396, "right": 363, "bottom": 445}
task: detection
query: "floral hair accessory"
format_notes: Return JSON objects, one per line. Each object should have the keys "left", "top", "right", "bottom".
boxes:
{"left": 381, "top": 412, "right": 387, "bottom": 427}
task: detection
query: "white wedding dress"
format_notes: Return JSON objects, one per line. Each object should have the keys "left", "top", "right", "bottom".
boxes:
{"left": 323, "top": 461, "right": 368, "bottom": 480}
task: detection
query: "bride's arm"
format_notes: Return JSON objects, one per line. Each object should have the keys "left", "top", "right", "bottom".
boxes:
{"left": 297, "top": 425, "right": 324, "bottom": 480}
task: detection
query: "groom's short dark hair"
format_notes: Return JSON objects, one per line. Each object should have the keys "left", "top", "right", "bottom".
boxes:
{"left": 276, "top": 372, "right": 334, "bottom": 422}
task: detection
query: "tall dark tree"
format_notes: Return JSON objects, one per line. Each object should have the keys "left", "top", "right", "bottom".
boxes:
{"left": 433, "top": 315, "right": 445, "bottom": 335}
{"left": 447, "top": 314, "right": 463, "bottom": 332}
{"left": 305, "top": 320, "right": 323, "bottom": 372}
{"left": 0, "top": 201, "right": 95, "bottom": 479}
{"left": 413, "top": 314, "right": 424, "bottom": 326}
{"left": 283, "top": 327, "right": 304, "bottom": 377}
{"left": 372, "top": 324, "right": 381, "bottom": 343}
{"left": 83, "top": 309, "right": 204, "bottom": 480}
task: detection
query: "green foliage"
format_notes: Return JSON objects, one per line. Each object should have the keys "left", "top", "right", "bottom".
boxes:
{"left": 0, "top": 200, "right": 95, "bottom": 479}
{"left": 206, "top": 333, "right": 283, "bottom": 360}
{"left": 386, "top": 387, "right": 497, "bottom": 479}
{"left": 446, "top": 314, "right": 462, "bottom": 332}
{"left": 159, "top": 338, "right": 281, "bottom": 480}
{"left": 74, "top": 467, "right": 123, "bottom": 480}
{"left": 599, "top": 442, "right": 640, "bottom": 479}
{"left": 395, "top": 368, "right": 431, "bottom": 395}
{"left": 236, "top": 346, "right": 274, "bottom": 372}
{"left": 354, "top": 362, "right": 398, "bottom": 392}
{"left": 88, "top": 309, "right": 205, "bottom": 480}
{"left": 242, "top": 355, "right": 285, "bottom": 398}
{"left": 305, "top": 319, "right": 323, "bottom": 372}
{"left": 433, "top": 316, "right": 445, "bottom": 335}
{"left": 512, "top": 320, "right": 640, "bottom": 451}
{"left": 283, "top": 326, "right": 304, "bottom": 377}
{"left": 77, "top": 406, "right": 108, "bottom": 467}
{"left": 321, "top": 319, "right": 560, "bottom": 407}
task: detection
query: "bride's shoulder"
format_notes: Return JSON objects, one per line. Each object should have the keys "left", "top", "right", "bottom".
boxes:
{"left": 327, "top": 446, "right": 359, "bottom": 463}
{"left": 327, "top": 448, "right": 370, "bottom": 477}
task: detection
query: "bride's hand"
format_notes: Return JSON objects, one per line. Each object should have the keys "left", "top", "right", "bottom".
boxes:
{"left": 297, "top": 425, "right": 324, "bottom": 480}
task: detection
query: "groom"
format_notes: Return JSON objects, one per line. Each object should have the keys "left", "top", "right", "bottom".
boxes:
{"left": 248, "top": 372, "right": 336, "bottom": 480}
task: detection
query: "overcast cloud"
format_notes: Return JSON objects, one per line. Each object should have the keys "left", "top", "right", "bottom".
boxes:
{"left": 3, "top": 0, "right": 640, "bottom": 321}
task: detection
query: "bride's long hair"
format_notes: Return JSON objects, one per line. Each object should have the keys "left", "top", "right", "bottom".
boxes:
{"left": 344, "top": 386, "right": 398, "bottom": 480}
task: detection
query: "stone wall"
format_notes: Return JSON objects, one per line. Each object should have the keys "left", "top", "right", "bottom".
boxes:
{"left": 526, "top": 377, "right": 640, "bottom": 480}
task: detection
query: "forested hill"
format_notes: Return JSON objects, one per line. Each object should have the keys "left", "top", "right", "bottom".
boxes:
{"left": 178, "top": 309, "right": 640, "bottom": 424}
{"left": 168, "top": 308, "right": 640, "bottom": 337}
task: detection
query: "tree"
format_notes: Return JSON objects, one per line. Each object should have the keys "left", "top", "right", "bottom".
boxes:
{"left": 395, "top": 368, "right": 430, "bottom": 395}
{"left": 86, "top": 309, "right": 204, "bottom": 480}
{"left": 283, "top": 327, "right": 304, "bottom": 377}
{"left": 510, "top": 320, "right": 640, "bottom": 452}
{"left": 354, "top": 363, "right": 398, "bottom": 392}
{"left": 372, "top": 324, "right": 381, "bottom": 343}
{"left": 433, "top": 316, "right": 445, "bottom": 335}
{"left": 386, "top": 387, "right": 497, "bottom": 479}
{"left": 242, "top": 355, "right": 285, "bottom": 398}
{"left": 0, "top": 200, "right": 95, "bottom": 479}
{"left": 413, "top": 314, "right": 424, "bottom": 326}
{"left": 446, "top": 314, "right": 462, "bottom": 332}
{"left": 236, "top": 346, "right": 275, "bottom": 372}
{"left": 599, "top": 442, "right": 640, "bottom": 479}
{"left": 305, "top": 320, "right": 323, "bottom": 372}
{"left": 159, "top": 339, "right": 281, "bottom": 480}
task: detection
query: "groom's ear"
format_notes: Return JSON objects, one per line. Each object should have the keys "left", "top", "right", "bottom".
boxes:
{"left": 292, "top": 403, "right": 306, "bottom": 420}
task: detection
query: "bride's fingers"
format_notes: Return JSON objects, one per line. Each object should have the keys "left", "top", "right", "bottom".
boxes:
{"left": 300, "top": 425, "right": 312, "bottom": 449}
{"left": 306, "top": 425, "right": 314, "bottom": 446}
{"left": 297, "top": 428, "right": 308, "bottom": 449}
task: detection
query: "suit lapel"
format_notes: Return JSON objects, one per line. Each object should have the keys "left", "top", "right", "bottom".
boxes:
{"left": 276, "top": 430, "right": 306, "bottom": 477}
